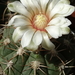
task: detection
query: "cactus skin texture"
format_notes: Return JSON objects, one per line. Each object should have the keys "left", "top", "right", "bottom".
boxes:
{"left": 0, "top": 26, "right": 75, "bottom": 75}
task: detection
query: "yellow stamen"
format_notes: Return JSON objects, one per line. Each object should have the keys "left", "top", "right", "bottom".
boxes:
{"left": 33, "top": 14, "right": 48, "bottom": 30}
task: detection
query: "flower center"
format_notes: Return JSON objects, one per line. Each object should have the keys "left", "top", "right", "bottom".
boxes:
{"left": 32, "top": 14, "right": 48, "bottom": 31}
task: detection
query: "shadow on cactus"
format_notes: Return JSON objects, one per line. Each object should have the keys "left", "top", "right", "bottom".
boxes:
{"left": 0, "top": 0, "right": 75, "bottom": 75}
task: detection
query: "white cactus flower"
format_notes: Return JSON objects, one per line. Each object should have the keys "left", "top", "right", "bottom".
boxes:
{"left": 7, "top": 0, "right": 75, "bottom": 51}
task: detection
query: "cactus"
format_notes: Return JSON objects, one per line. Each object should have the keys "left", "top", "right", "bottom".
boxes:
{"left": 0, "top": 0, "right": 75, "bottom": 75}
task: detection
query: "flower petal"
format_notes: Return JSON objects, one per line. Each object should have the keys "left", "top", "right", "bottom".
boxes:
{"left": 50, "top": 3, "right": 75, "bottom": 18}
{"left": 61, "top": 27, "right": 70, "bottom": 34}
{"left": 12, "top": 27, "right": 26, "bottom": 42}
{"left": 47, "top": 0, "right": 60, "bottom": 11}
{"left": 21, "top": 29, "right": 36, "bottom": 48}
{"left": 8, "top": 15, "right": 22, "bottom": 26}
{"left": 40, "top": 0, "right": 49, "bottom": 13}
{"left": 8, "top": 1, "right": 32, "bottom": 19}
{"left": 32, "top": 30, "right": 42, "bottom": 45}
{"left": 58, "top": 0, "right": 70, "bottom": 4}
{"left": 42, "top": 31, "right": 55, "bottom": 50}
{"left": 26, "top": 41, "right": 38, "bottom": 51}
{"left": 13, "top": 18, "right": 31, "bottom": 27}
{"left": 45, "top": 26, "right": 60, "bottom": 38}
{"left": 46, "top": 0, "right": 60, "bottom": 17}
{"left": 46, "top": 0, "right": 70, "bottom": 19}
{"left": 48, "top": 16, "right": 71, "bottom": 27}
{"left": 8, "top": 15, "right": 31, "bottom": 27}
{"left": 20, "top": 0, "right": 41, "bottom": 15}
{"left": 20, "top": 0, "right": 34, "bottom": 15}
{"left": 31, "top": 0, "right": 41, "bottom": 13}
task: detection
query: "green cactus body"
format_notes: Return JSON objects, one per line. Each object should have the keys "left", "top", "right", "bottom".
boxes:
{"left": 0, "top": 27, "right": 75, "bottom": 75}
